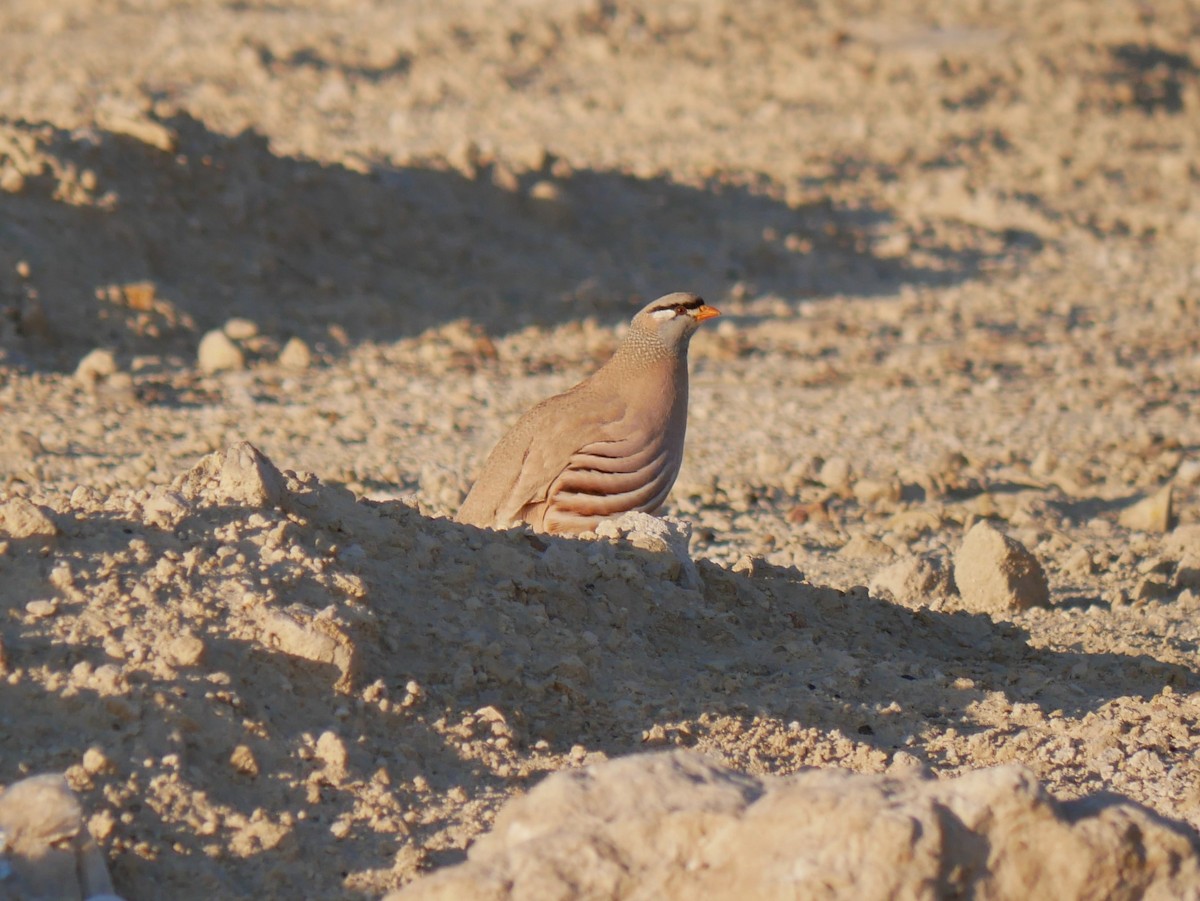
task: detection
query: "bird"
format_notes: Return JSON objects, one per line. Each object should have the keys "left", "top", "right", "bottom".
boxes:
{"left": 456, "top": 292, "right": 720, "bottom": 535}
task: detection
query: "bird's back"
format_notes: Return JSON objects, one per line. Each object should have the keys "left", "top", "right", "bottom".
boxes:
{"left": 456, "top": 356, "right": 687, "bottom": 533}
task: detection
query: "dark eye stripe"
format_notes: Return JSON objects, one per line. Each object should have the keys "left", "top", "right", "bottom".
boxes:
{"left": 649, "top": 296, "right": 705, "bottom": 315}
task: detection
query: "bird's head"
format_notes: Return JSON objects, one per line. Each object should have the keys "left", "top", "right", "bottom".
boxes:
{"left": 629, "top": 293, "right": 721, "bottom": 352}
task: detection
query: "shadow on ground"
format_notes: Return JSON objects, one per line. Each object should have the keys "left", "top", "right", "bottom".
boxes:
{"left": 1, "top": 113, "right": 1032, "bottom": 370}
{"left": 0, "top": 480, "right": 1193, "bottom": 895}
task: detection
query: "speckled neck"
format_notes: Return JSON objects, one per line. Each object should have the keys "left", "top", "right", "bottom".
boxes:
{"left": 611, "top": 325, "right": 684, "bottom": 370}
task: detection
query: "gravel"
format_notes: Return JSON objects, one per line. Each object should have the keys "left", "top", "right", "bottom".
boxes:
{"left": 1, "top": 0, "right": 1199, "bottom": 897}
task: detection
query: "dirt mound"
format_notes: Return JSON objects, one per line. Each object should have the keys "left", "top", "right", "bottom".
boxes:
{"left": 2, "top": 442, "right": 1199, "bottom": 897}
{"left": 391, "top": 750, "right": 1200, "bottom": 900}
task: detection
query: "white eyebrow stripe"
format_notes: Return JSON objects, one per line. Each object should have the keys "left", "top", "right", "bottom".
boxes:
{"left": 651, "top": 308, "right": 676, "bottom": 320}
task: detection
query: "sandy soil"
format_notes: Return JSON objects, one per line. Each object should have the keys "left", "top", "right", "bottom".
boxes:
{"left": 2, "top": 0, "right": 1200, "bottom": 897}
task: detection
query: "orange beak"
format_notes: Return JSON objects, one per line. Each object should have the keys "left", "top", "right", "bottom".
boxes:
{"left": 694, "top": 305, "right": 721, "bottom": 323}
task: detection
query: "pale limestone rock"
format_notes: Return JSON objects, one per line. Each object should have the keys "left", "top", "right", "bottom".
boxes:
{"left": 1176, "top": 459, "right": 1200, "bottom": 486}
{"left": 217, "top": 442, "right": 285, "bottom": 507}
{"left": 1164, "top": 523, "right": 1200, "bottom": 560}
{"left": 388, "top": 751, "right": 1200, "bottom": 901}
{"left": 596, "top": 512, "right": 701, "bottom": 590}
{"left": 163, "top": 631, "right": 206, "bottom": 668}
{"left": 870, "top": 555, "right": 952, "bottom": 608}
{"left": 222, "top": 317, "right": 259, "bottom": 340}
{"left": 73, "top": 347, "right": 118, "bottom": 384}
{"left": 95, "top": 95, "right": 176, "bottom": 152}
{"left": 278, "top": 336, "right": 313, "bottom": 371}
{"left": 81, "top": 747, "right": 111, "bottom": 776}
{"left": 24, "top": 599, "right": 57, "bottom": 619}
{"left": 142, "top": 488, "right": 192, "bottom": 529}
{"left": 0, "top": 773, "right": 122, "bottom": 901}
{"left": 954, "top": 520, "right": 1050, "bottom": 613}
{"left": 1120, "top": 483, "right": 1174, "bottom": 533}
{"left": 253, "top": 605, "right": 355, "bottom": 688}
{"left": 174, "top": 441, "right": 285, "bottom": 508}
{"left": 839, "top": 533, "right": 896, "bottom": 562}
{"left": 818, "top": 456, "right": 854, "bottom": 496}
{"left": 1173, "top": 556, "right": 1200, "bottom": 592}
{"left": 852, "top": 477, "right": 902, "bottom": 506}
{"left": 315, "top": 731, "right": 349, "bottom": 783}
{"left": 229, "top": 744, "right": 260, "bottom": 777}
{"left": 0, "top": 497, "right": 59, "bottom": 539}
{"left": 197, "top": 328, "right": 245, "bottom": 373}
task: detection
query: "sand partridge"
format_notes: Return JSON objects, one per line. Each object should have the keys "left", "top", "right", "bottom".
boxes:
{"left": 456, "top": 292, "right": 720, "bottom": 534}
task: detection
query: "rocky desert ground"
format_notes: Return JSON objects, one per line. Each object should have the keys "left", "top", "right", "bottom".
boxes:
{"left": 2, "top": 0, "right": 1200, "bottom": 898}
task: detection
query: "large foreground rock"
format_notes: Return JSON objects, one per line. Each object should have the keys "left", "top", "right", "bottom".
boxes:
{"left": 0, "top": 773, "right": 124, "bottom": 901}
{"left": 389, "top": 750, "right": 1200, "bottom": 901}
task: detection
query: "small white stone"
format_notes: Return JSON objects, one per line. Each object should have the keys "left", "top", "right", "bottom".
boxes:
{"left": 316, "top": 731, "right": 348, "bottom": 782}
{"left": 25, "top": 599, "right": 58, "bottom": 618}
{"left": 818, "top": 457, "right": 854, "bottom": 496}
{"left": 82, "top": 746, "right": 110, "bottom": 775}
{"left": 853, "top": 477, "right": 901, "bottom": 506}
{"left": 164, "top": 632, "right": 206, "bottom": 667}
{"left": 1176, "top": 459, "right": 1200, "bottom": 486}
{"left": 74, "top": 348, "right": 118, "bottom": 383}
{"left": 223, "top": 317, "right": 260, "bottom": 340}
{"left": 197, "top": 329, "right": 245, "bottom": 373}
{"left": 229, "top": 744, "right": 259, "bottom": 777}
{"left": 278, "top": 336, "right": 313, "bottom": 371}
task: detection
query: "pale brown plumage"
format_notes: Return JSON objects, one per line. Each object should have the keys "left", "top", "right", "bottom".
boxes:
{"left": 456, "top": 292, "right": 720, "bottom": 534}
